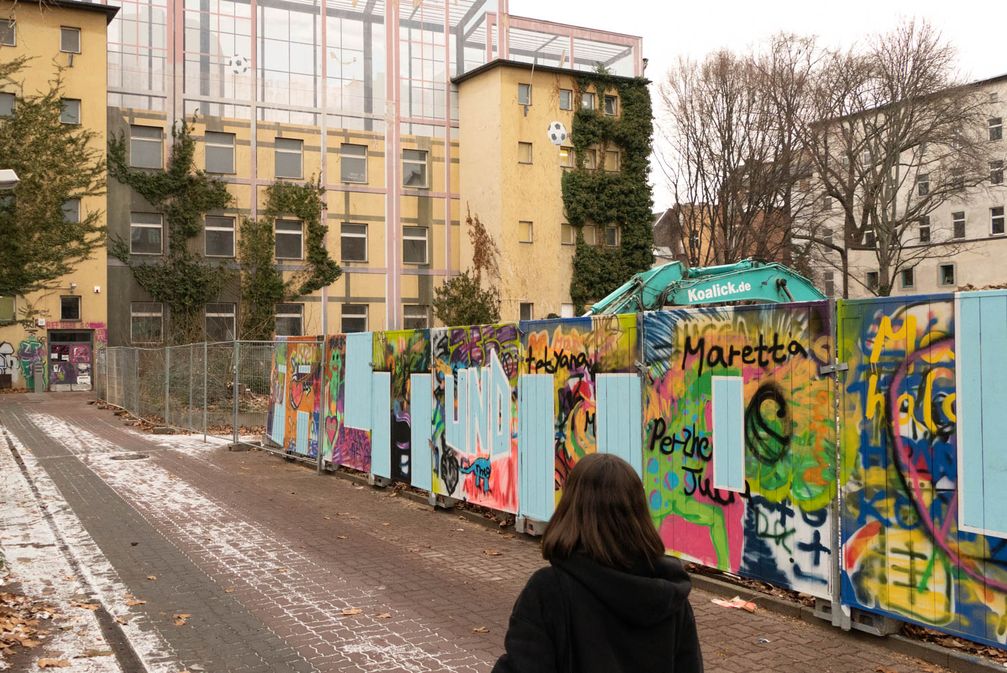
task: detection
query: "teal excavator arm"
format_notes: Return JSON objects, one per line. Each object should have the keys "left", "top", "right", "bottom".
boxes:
{"left": 586, "top": 259, "right": 825, "bottom": 315}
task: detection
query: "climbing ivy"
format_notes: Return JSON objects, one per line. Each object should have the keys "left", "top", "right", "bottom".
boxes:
{"left": 108, "top": 118, "right": 233, "bottom": 343}
{"left": 562, "top": 72, "right": 654, "bottom": 312}
{"left": 237, "top": 181, "right": 341, "bottom": 339}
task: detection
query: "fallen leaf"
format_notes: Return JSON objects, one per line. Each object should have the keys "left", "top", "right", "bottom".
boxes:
{"left": 483, "top": 549, "right": 503, "bottom": 557}
{"left": 276, "top": 568, "right": 288, "bottom": 573}
{"left": 223, "top": 588, "right": 235, "bottom": 594}
{"left": 472, "top": 626, "right": 490, "bottom": 634}
{"left": 146, "top": 575, "right": 157, "bottom": 581}
{"left": 125, "top": 599, "right": 146, "bottom": 607}
{"left": 37, "top": 659, "right": 71, "bottom": 668}
{"left": 336, "top": 535, "right": 348, "bottom": 540}
{"left": 455, "top": 528, "right": 465, "bottom": 532}
{"left": 381, "top": 522, "right": 390, "bottom": 527}
{"left": 115, "top": 616, "right": 128, "bottom": 625}
{"left": 375, "top": 613, "right": 392, "bottom": 620}
{"left": 72, "top": 602, "right": 99, "bottom": 611}
{"left": 340, "top": 607, "right": 363, "bottom": 616}
{"left": 76, "top": 649, "right": 113, "bottom": 658}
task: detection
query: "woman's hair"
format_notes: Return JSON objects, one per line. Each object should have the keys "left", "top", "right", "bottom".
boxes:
{"left": 542, "top": 453, "right": 665, "bottom": 571}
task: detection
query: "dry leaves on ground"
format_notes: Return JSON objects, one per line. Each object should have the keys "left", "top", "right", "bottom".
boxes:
{"left": 482, "top": 549, "right": 503, "bottom": 557}
{"left": 173, "top": 613, "right": 191, "bottom": 626}
{"left": 472, "top": 626, "right": 490, "bottom": 634}
{"left": 37, "top": 659, "right": 70, "bottom": 668}
{"left": 340, "top": 608, "right": 362, "bottom": 617}
{"left": 71, "top": 602, "right": 99, "bottom": 611}
{"left": 374, "top": 613, "right": 391, "bottom": 620}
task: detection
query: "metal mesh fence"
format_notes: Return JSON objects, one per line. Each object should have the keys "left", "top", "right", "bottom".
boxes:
{"left": 98, "top": 340, "right": 283, "bottom": 445}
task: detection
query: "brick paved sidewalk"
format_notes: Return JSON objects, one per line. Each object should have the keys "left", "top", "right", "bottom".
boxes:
{"left": 0, "top": 395, "right": 959, "bottom": 673}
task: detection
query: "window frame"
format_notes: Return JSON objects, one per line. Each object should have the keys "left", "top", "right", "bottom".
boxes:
{"left": 130, "top": 302, "right": 164, "bottom": 344}
{"left": 274, "top": 137, "right": 303, "bottom": 179}
{"left": 559, "top": 89, "right": 573, "bottom": 111}
{"left": 916, "top": 173, "right": 929, "bottom": 196}
{"left": 823, "top": 271, "right": 836, "bottom": 297}
{"left": 0, "top": 91, "right": 13, "bottom": 117}
{"left": 402, "top": 149, "right": 429, "bottom": 189}
{"left": 340, "top": 143, "right": 368, "bottom": 184}
{"left": 519, "top": 302, "right": 534, "bottom": 321}
{"left": 59, "top": 26, "right": 80, "bottom": 54}
{"left": 583, "top": 148, "right": 598, "bottom": 170}
{"left": 582, "top": 224, "right": 598, "bottom": 246}
{"left": 866, "top": 271, "right": 880, "bottom": 292}
{"left": 341, "top": 304, "right": 368, "bottom": 333}
{"left": 604, "top": 225, "right": 621, "bottom": 247}
{"left": 517, "top": 141, "right": 533, "bottom": 164}
{"left": 581, "top": 92, "right": 596, "bottom": 111}
{"left": 863, "top": 228, "right": 876, "bottom": 248}
{"left": 992, "top": 160, "right": 1004, "bottom": 185}
{"left": 204, "top": 302, "right": 236, "bottom": 342}
{"left": 990, "top": 116, "right": 1003, "bottom": 141}
{"left": 519, "top": 220, "right": 533, "bottom": 244}
{"left": 604, "top": 149, "right": 620, "bottom": 172}
{"left": 129, "top": 212, "right": 163, "bottom": 255}
{"left": 992, "top": 206, "right": 1005, "bottom": 236}
{"left": 59, "top": 98, "right": 81, "bottom": 125}
{"left": 938, "top": 263, "right": 957, "bottom": 288}
{"left": 274, "top": 303, "right": 304, "bottom": 337}
{"left": 517, "top": 83, "right": 532, "bottom": 106}
{"left": 204, "top": 131, "right": 235, "bottom": 174}
{"left": 900, "top": 268, "right": 915, "bottom": 290}
{"left": 403, "top": 304, "right": 429, "bottom": 330}
{"left": 59, "top": 295, "right": 81, "bottom": 321}
{"left": 204, "top": 215, "right": 235, "bottom": 258}
{"left": 603, "top": 95, "right": 618, "bottom": 116}
{"left": 62, "top": 199, "right": 80, "bottom": 224}
{"left": 0, "top": 19, "right": 14, "bottom": 46}
{"left": 340, "top": 222, "right": 368, "bottom": 262}
{"left": 559, "top": 146, "right": 575, "bottom": 170}
{"left": 129, "top": 125, "right": 163, "bottom": 170}
{"left": 402, "top": 225, "right": 429, "bottom": 265}
{"left": 561, "top": 223, "right": 575, "bottom": 246}
{"left": 274, "top": 218, "right": 304, "bottom": 260}
{"left": 952, "top": 211, "right": 966, "bottom": 239}
{"left": 918, "top": 215, "right": 931, "bottom": 244}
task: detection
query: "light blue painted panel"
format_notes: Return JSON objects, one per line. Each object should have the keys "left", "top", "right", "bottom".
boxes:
{"left": 270, "top": 403, "right": 285, "bottom": 445}
{"left": 597, "top": 374, "right": 643, "bottom": 476}
{"left": 957, "top": 294, "right": 985, "bottom": 533}
{"left": 712, "top": 376, "right": 745, "bottom": 492}
{"left": 978, "top": 295, "right": 1007, "bottom": 536}
{"left": 370, "top": 372, "right": 391, "bottom": 479}
{"left": 295, "top": 411, "right": 309, "bottom": 454}
{"left": 345, "top": 332, "right": 373, "bottom": 430}
{"left": 519, "top": 374, "right": 555, "bottom": 522}
{"left": 410, "top": 374, "right": 433, "bottom": 492}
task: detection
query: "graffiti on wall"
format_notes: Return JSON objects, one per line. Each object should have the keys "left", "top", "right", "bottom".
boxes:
{"left": 431, "top": 324, "right": 520, "bottom": 512}
{"left": 322, "top": 335, "right": 372, "bottom": 472}
{"left": 840, "top": 298, "right": 1007, "bottom": 646}
{"left": 0, "top": 342, "right": 14, "bottom": 377}
{"left": 373, "top": 330, "right": 431, "bottom": 482}
{"left": 266, "top": 337, "right": 322, "bottom": 457}
{"left": 17, "top": 335, "right": 47, "bottom": 391}
{"left": 642, "top": 304, "right": 835, "bottom": 598}
{"left": 521, "top": 314, "right": 638, "bottom": 500}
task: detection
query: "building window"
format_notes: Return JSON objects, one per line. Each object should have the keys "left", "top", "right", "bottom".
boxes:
{"left": 990, "top": 117, "right": 1003, "bottom": 141}
{"left": 340, "top": 223, "right": 367, "bottom": 262}
{"left": 823, "top": 271, "right": 835, "bottom": 297}
{"left": 823, "top": 228, "right": 834, "bottom": 246}
{"left": 275, "top": 138, "right": 303, "bottom": 179}
{"left": 403, "top": 305, "right": 429, "bottom": 329}
{"left": 992, "top": 92, "right": 1000, "bottom": 103}
{"left": 581, "top": 92, "right": 596, "bottom": 110}
{"left": 916, "top": 173, "right": 929, "bottom": 196}
{"left": 583, "top": 148, "right": 598, "bottom": 170}
{"left": 403, "top": 226, "right": 428, "bottom": 264}
{"left": 0, "top": 92, "right": 13, "bottom": 117}
{"left": 953, "top": 211, "right": 966, "bottom": 239}
{"left": 992, "top": 160, "right": 1004, "bottom": 185}
{"left": 561, "top": 223, "right": 575, "bottom": 245}
{"left": 518, "top": 141, "right": 533, "bottom": 164}
{"left": 951, "top": 168, "right": 964, "bottom": 191}
{"left": 59, "top": 99, "right": 80, "bottom": 125}
{"left": 0, "top": 19, "right": 14, "bottom": 46}
{"left": 0, "top": 296, "right": 14, "bottom": 322}
{"left": 204, "top": 215, "right": 235, "bottom": 257}
{"left": 274, "top": 219, "right": 303, "bottom": 259}
{"left": 603, "top": 95, "right": 618, "bottom": 116}
{"left": 130, "top": 125, "right": 163, "bottom": 169}
{"left": 822, "top": 195, "right": 833, "bottom": 211}
{"left": 340, "top": 143, "right": 367, "bottom": 183}
{"left": 130, "top": 212, "right": 163, "bottom": 254}
{"left": 205, "top": 132, "right": 235, "bottom": 174}
{"left": 582, "top": 224, "right": 597, "bottom": 245}
{"left": 341, "top": 304, "right": 368, "bottom": 333}
{"left": 517, "top": 83, "right": 532, "bottom": 105}
{"left": 866, "top": 271, "right": 879, "bottom": 291}
{"left": 863, "top": 229, "right": 876, "bottom": 248}
{"left": 938, "top": 263, "right": 956, "bottom": 287}
{"left": 62, "top": 199, "right": 80, "bottom": 223}
{"left": 604, "top": 150, "right": 620, "bottom": 172}
{"left": 403, "top": 149, "right": 428, "bottom": 188}
{"left": 901, "top": 268, "right": 915, "bottom": 289}
{"left": 519, "top": 302, "right": 534, "bottom": 321}
{"left": 918, "top": 216, "right": 931, "bottom": 243}
{"left": 559, "top": 89, "right": 573, "bottom": 110}
{"left": 993, "top": 206, "right": 1005, "bottom": 235}
{"left": 560, "top": 304, "right": 575, "bottom": 318}
{"left": 274, "top": 303, "right": 303, "bottom": 336}
{"left": 60, "top": 295, "right": 81, "bottom": 321}
{"left": 519, "top": 220, "right": 533, "bottom": 243}
{"left": 605, "top": 225, "right": 621, "bottom": 247}
{"left": 560, "top": 146, "right": 575, "bottom": 169}
{"left": 59, "top": 26, "right": 80, "bottom": 53}
{"left": 131, "top": 302, "right": 163, "bottom": 343}
{"left": 205, "top": 303, "right": 236, "bottom": 341}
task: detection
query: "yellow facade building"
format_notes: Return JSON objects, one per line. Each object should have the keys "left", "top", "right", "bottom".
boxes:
{"left": 0, "top": 0, "right": 117, "bottom": 390}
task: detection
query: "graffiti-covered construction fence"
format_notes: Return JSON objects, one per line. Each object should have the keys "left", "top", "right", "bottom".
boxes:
{"left": 260, "top": 294, "right": 1006, "bottom": 649}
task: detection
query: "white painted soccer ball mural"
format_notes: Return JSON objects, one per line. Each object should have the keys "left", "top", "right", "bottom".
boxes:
{"left": 228, "top": 54, "right": 250, "bottom": 74}
{"left": 547, "top": 121, "right": 567, "bottom": 146}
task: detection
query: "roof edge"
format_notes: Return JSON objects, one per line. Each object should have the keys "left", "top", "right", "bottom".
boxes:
{"left": 452, "top": 59, "right": 646, "bottom": 86}
{"left": 19, "top": 0, "right": 121, "bottom": 24}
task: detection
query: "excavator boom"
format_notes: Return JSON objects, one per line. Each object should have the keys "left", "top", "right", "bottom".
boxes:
{"left": 586, "top": 259, "right": 824, "bottom": 315}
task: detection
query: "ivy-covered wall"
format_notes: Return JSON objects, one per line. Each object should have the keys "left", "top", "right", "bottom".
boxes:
{"left": 563, "top": 73, "right": 655, "bottom": 312}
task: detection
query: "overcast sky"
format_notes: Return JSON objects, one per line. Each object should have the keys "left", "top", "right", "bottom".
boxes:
{"left": 509, "top": 0, "right": 1007, "bottom": 211}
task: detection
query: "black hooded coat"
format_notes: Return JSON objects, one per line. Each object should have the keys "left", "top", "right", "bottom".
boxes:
{"left": 492, "top": 554, "right": 703, "bottom": 673}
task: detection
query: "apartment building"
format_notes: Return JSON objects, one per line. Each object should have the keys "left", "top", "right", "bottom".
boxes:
{"left": 0, "top": 0, "right": 117, "bottom": 390}
{"left": 101, "top": 0, "right": 644, "bottom": 344}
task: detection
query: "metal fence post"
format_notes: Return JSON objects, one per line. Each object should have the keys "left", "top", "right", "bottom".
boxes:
{"left": 317, "top": 336, "right": 326, "bottom": 475}
{"left": 232, "top": 340, "right": 240, "bottom": 448}
{"left": 164, "top": 346, "right": 170, "bottom": 426}
{"left": 203, "top": 341, "right": 208, "bottom": 442}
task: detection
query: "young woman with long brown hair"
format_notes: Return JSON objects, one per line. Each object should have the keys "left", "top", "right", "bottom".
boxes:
{"left": 493, "top": 453, "right": 703, "bottom": 673}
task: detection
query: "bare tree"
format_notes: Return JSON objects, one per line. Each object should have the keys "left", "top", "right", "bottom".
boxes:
{"left": 799, "top": 20, "right": 988, "bottom": 296}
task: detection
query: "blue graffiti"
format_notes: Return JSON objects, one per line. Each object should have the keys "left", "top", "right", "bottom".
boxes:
{"left": 459, "top": 457, "right": 492, "bottom": 494}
